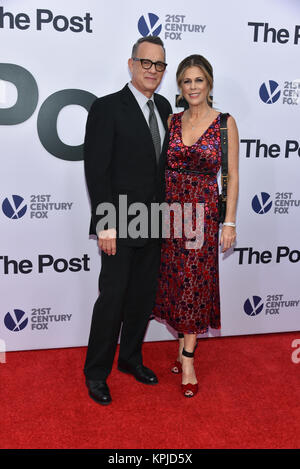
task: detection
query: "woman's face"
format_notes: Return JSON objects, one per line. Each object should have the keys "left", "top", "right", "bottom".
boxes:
{"left": 180, "top": 66, "right": 209, "bottom": 107}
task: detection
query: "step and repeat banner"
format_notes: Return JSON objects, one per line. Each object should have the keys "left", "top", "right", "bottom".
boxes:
{"left": 0, "top": 0, "right": 299, "bottom": 351}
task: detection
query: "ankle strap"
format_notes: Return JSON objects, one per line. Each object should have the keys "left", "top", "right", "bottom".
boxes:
{"left": 182, "top": 348, "right": 195, "bottom": 358}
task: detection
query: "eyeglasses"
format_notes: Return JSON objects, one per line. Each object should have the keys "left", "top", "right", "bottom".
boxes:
{"left": 132, "top": 58, "right": 167, "bottom": 72}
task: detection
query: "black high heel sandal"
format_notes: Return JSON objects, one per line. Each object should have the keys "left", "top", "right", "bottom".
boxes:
{"left": 181, "top": 347, "right": 198, "bottom": 398}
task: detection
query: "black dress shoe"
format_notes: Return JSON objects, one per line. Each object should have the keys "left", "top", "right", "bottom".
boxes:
{"left": 117, "top": 361, "right": 158, "bottom": 385}
{"left": 86, "top": 379, "right": 112, "bottom": 405}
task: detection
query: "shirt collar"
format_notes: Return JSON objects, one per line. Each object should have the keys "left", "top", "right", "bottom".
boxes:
{"left": 128, "top": 81, "right": 154, "bottom": 109}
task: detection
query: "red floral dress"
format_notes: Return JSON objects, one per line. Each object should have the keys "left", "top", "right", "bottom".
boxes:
{"left": 153, "top": 111, "right": 228, "bottom": 334}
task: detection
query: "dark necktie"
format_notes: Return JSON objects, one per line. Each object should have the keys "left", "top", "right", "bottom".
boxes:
{"left": 147, "top": 100, "right": 161, "bottom": 163}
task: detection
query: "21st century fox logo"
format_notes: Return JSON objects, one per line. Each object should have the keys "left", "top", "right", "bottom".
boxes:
{"left": 4, "top": 308, "right": 72, "bottom": 332}
{"left": 259, "top": 79, "right": 300, "bottom": 106}
{"left": 138, "top": 12, "right": 206, "bottom": 40}
{"left": 244, "top": 294, "right": 300, "bottom": 317}
{"left": 2, "top": 194, "right": 73, "bottom": 219}
{"left": 252, "top": 192, "right": 300, "bottom": 215}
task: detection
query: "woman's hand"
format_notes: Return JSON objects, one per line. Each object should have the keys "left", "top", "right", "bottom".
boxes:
{"left": 220, "top": 225, "right": 236, "bottom": 253}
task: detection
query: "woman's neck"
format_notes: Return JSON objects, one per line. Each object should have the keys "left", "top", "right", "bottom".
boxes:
{"left": 186, "top": 104, "right": 211, "bottom": 120}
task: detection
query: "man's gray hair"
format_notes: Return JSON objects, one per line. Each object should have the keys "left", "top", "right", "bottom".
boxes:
{"left": 131, "top": 36, "right": 166, "bottom": 60}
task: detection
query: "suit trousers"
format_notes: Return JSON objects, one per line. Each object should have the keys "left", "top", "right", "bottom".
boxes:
{"left": 84, "top": 239, "right": 161, "bottom": 381}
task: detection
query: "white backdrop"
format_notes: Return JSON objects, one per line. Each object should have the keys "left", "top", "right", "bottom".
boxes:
{"left": 0, "top": 0, "right": 299, "bottom": 351}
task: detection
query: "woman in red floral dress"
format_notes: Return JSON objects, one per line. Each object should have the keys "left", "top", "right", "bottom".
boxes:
{"left": 153, "top": 55, "right": 239, "bottom": 397}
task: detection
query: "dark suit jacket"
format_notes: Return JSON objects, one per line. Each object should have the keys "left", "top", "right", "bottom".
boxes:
{"left": 84, "top": 84, "right": 172, "bottom": 246}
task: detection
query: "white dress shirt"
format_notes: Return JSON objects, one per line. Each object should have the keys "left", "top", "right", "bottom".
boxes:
{"left": 127, "top": 81, "right": 165, "bottom": 150}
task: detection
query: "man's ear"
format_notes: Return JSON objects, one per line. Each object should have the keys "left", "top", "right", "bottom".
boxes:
{"left": 128, "top": 58, "right": 133, "bottom": 74}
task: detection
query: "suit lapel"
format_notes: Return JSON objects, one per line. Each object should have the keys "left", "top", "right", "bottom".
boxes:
{"left": 154, "top": 93, "right": 170, "bottom": 166}
{"left": 120, "top": 84, "right": 169, "bottom": 164}
{"left": 154, "top": 94, "right": 168, "bottom": 132}
{"left": 120, "top": 85, "right": 156, "bottom": 161}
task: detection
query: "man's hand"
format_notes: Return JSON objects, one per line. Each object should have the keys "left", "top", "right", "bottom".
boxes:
{"left": 98, "top": 228, "right": 117, "bottom": 255}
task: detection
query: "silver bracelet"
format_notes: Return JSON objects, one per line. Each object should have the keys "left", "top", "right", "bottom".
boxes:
{"left": 223, "top": 222, "right": 236, "bottom": 227}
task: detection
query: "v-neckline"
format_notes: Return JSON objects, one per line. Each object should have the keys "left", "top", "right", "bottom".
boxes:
{"left": 179, "top": 111, "right": 221, "bottom": 148}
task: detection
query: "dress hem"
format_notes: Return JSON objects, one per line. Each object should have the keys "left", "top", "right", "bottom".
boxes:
{"left": 153, "top": 314, "right": 221, "bottom": 335}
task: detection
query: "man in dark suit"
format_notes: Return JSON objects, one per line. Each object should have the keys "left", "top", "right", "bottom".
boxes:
{"left": 83, "top": 36, "right": 172, "bottom": 405}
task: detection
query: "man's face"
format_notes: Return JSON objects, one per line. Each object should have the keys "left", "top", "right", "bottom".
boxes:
{"left": 128, "top": 42, "right": 166, "bottom": 97}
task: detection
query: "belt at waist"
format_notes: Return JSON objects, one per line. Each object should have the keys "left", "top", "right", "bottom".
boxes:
{"left": 166, "top": 165, "right": 215, "bottom": 176}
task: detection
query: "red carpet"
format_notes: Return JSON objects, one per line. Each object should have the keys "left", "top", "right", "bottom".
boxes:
{"left": 1, "top": 332, "right": 300, "bottom": 449}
